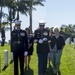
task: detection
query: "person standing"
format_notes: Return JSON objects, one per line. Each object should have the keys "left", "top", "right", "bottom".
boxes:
{"left": 24, "top": 27, "right": 34, "bottom": 70}
{"left": 50, "top": 28, "right": 65, "bottom": 75}
{"left": 1, "top": 26, "right": 5, "bottom": 46}
{"left": 11, "top": 20, "right": 28, "bottom": 75}
{"left": 34, "top": 20, "right": 51, "bottom": 75}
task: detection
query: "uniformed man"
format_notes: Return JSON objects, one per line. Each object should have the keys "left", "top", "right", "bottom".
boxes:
{"left": 1, "top": 26, "right": 5, "bottom": 46}
{"left": 11, "top": 20, "right": 28, "bottom": 75}
{"left": 50, "top": 28, "right": 65, "bottom": 75}
{"left": 34, "top": 20, "right": 51, "bottom": 75}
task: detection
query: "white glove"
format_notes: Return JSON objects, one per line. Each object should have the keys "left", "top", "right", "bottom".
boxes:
{"left": 48, "top": 40, "right": 51, "bottom": 43}
{"left": 38, "top": 39, "right": 43, "bottom": 44}
{"left": 24, "top": 51, "right": 28, "bottom": 56}
{"left": 43, "top": 38, "right": 47, "bottom": 41}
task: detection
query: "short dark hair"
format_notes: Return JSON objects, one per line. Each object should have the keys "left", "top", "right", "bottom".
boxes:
{"left": 25, "top": 28, "right": 30, "bottom": 34}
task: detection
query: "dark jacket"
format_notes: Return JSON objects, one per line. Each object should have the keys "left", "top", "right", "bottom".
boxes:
{"left": 34, "top": 28, "right": 51, "bottom": 54}
{"left": 50, "top": 35, "right": 65, "bottom": 50}
{"left": 11, "top": 29, "right": 28, "bottom": 53}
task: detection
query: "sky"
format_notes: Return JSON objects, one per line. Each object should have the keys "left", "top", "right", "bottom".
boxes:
{"left": 21, "top": 0, "right": 75, "bottom": 31}
{"left": 1, "top": 0, "right": 75, "bottom": 41}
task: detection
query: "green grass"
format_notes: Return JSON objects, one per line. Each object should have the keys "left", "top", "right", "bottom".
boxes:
{"left": 0, "top": 44, "right": 75, "bottom": 75}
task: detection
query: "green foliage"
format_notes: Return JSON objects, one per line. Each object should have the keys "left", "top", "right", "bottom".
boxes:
{"left": 0, "top": 0, "right": 5, "bottom": 7}
{"left": 60, "top": 24, "right": 75, "bottom": 42}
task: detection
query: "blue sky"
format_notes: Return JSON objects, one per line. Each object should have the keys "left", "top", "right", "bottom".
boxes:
{"left": 20, "top": 0, "right": 75, "bottom": 31}
{"left": 1, "top": 0, "right": 75, "bottom": 41}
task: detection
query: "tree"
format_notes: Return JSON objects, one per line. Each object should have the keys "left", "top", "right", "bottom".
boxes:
{"left": 60, "top": 24, "right": 66, "bottom": 32}
{"left": 4, "top": 0, "right": 17, "bottom": 39}
{"left": 0, "top": 0, "right": 5, "bottom": 29}
{"left": 15, "top": 0, "right": 29, "bottom": 20}
{"left": 2, "top": 0, "right": 46, "bottom": 34}
{"left": 73, "top": 24, "right": 75, "bottom": 32}
{"left": 28, "top": 0, "right": 46, "bottom": 33}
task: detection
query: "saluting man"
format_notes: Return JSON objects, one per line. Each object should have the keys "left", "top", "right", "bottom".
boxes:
{"left": 11, "top": 20, "right": 28, "bottom": 75}
{"left": 34, "top": 20, "right": 51, "bottom": 75}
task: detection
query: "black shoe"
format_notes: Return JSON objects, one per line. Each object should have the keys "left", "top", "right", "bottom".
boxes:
{"left": 58, "top": 71, "right": 61, "bottom": 75}
{"left": 1, "top": 45, "right": 4, "bottom": 46}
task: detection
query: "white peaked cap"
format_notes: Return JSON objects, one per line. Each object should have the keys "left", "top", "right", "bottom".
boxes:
{"left": 38, "top": 20, "right": 46, "bottom": 24}
{"left": 14, "top": 20, "right": 22, "bottom": 25}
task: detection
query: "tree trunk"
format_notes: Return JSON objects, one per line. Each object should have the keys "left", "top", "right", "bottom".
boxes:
{"left": 0, "top": 6, "right": 2, "bottom": 29}
{"left": 29, "top": 0, "right": 32, "bottom": 34}
{"left": 8, "top": 8, "right": 12, "bottom": 50}
{"left": 17, "top": 11, "right": 19, "bottom": 20}
{"left": 16, "top": 0, "right": 19, "bottom": 20}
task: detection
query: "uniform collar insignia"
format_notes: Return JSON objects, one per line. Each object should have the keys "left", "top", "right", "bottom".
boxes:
{"left": 43, "top": 32, "right": 48, "bottom": 35}
{"left": 20, "top": 32, "right": 25, "bottom": 36}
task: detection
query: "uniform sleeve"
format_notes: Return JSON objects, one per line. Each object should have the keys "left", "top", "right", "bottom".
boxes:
{"left": 24, "top": 31, "right": 28, "bottom": 52}
{"left": 11, "top": 31, "right": 13, "bottom": 52}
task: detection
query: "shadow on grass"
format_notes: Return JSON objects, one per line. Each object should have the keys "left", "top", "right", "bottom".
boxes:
{"left": 24, "top": 68, "right": 34, "bottom": 75}
{"left": 2, "top": 65, "right": 8, "bottom": 71}
{"left": 46, "top": 64, "right": 54, "bottom": 75}
{"left": 24, "top": 65, "right": 54, "bottom": 75}
{"left": 10, "top": 60, "right": 13, "bottom": 64}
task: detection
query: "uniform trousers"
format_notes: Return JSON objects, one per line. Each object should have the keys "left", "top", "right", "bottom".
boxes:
{"left": 13, "top": 50, "right": 24, "bottom": 75}
{"left": 1, "top": 38, "right": 5, "bottom": 46}
{"left": 37, "top": 53, "right": 48, "bottom": 75}
{"left": 50, "top": 49, "right": 62, "bottom": 74}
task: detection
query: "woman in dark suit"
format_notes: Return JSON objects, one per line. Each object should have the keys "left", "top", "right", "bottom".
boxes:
{"left": 24, "top": 28, "right": 34, "bottom": 70}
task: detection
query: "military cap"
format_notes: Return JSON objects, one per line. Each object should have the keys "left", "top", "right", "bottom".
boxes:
{"left": 14, "top": 20, "right": 22, "bottom": 25}
{"left": 38, "top": 20, "right": 46, "bottom": 26}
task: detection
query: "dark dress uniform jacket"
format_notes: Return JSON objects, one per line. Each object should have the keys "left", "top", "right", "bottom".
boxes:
{"left": 34, "top": 29, "right": 51, "bottom": 54}
{"left": 50, "top": 35, "right": 65, "bottom": 50}
{"left": 11, "top": 29, "right": 28, "bottom": 53}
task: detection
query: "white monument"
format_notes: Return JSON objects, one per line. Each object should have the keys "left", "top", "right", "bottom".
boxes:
{"left": 4, "top": 50, "right": 8, "bottom": 66}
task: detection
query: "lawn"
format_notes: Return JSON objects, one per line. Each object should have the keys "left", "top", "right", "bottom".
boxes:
{"left": 0, "top": 44, "right": 75, "bottom": 75}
